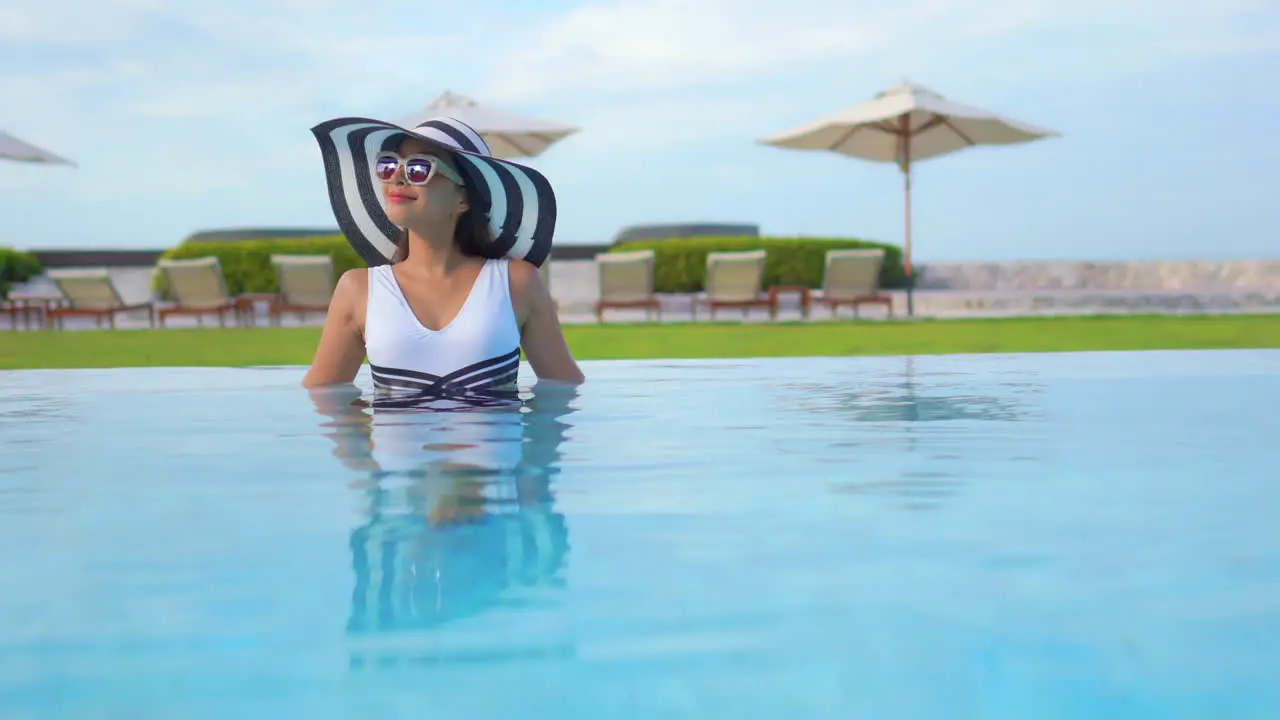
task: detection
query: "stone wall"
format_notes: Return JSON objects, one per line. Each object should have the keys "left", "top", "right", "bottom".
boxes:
{"left": 913, "top": 260, "right": 1280, "bottom": 292}
{"left": 546, "top": 258, "right": 1280, "bottom": 307}
{"left": 544, "top": 258, "right": 1280, "bottom": 320}
{"left": 898, "top": 288, "right": 1280, "bottom": 318}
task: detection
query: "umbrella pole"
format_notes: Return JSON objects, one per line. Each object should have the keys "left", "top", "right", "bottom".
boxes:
{"left": 901, "top": 119, "right": 914, "bottom": 317}
{"left": 904, "top": 162, "right": 914, "bottom": 316}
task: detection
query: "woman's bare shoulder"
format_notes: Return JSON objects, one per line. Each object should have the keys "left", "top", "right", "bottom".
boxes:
{"left": 507, "top": 259, "right": 545, "bottom": 297}
{"left": 329, "top": 267, "right": 370, "bottom": 319}
{"left": 336, "top": 266, "right": 370, "bottom": 292}
{"left": 506, "top": 258, "right": 538, "bottom": 281}
{"left": 505, "top": 259, "right": 546, "bottom": 322}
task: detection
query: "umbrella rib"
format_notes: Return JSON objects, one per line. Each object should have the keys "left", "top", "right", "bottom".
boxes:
{"left": 883, "top": 115, "right": 977, "bottom": 160}
{"left": 827, "top": 125, "right": 866, "bottom": 152}
{"left": 937, "top": 117, "right": 977, "bottom": 148}
{"left": 871, "top": 120, "right": 903, "bottom": 135}
{"left": 503, "top": 134, "right": 535, "bottom": 157}
{"left": 503, "top": 132, "right": 567, "bottom": 157}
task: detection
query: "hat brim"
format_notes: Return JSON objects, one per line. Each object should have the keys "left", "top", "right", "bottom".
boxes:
{"left": 311, "top": 117, "right": 556, "bottom": 268}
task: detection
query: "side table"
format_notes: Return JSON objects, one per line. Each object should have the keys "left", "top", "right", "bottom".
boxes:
{"left": 767, "top": 285, "right": 812, "bottom": 320}
{"left": 235, "top": 293, "right": 281, "bottom": 327}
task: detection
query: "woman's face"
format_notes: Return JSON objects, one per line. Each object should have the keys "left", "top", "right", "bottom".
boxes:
{"left": 377, "top": 137, "right": 468, "bottom": 228}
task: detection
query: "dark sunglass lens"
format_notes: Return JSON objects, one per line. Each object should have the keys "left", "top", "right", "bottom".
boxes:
{"left": 404, "top": 159, "right": 432, "bottom": 184}
{"left": 374, "top": 156, "right": 398, "bottom": 180}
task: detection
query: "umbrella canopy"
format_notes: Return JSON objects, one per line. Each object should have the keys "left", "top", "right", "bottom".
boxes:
{"left": 0, "top": 130, "right": 75, "bottom": 166}
{"left": 759, "top": 82, "right": 1058, "bottom": 313}
{"left": 398, "top": 91, "right": 579, "bottom": 160}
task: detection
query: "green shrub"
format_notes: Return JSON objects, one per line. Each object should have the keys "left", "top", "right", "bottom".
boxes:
{"left": 153, "top": 235, "right": 363, "bottom": 298}
{"left": 0, "top": 247, "right": 44, "bottom": 299}
{"left": 609, "top": 235, "right": 905, "bottom": 292}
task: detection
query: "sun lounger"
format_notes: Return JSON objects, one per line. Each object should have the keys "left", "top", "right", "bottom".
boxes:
{"left": 45, "top": 268, "right": 155, "bottom": 329}
{"left": 694, "top": 249, "right": 771, "bottom": 320}
{"left": 155, "top": 256, "right": 237, "bottom": 327}
{"left": 268, "top": 254, "right": 336, "bottom": 325}
{"left": 818, "top": 248, "right": 893, "bottom": 317}
{"left": 595, "top": 249, "right": 660, "bottom": 321}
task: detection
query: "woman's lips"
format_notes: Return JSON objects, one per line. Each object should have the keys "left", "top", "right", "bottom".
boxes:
{"left": 387, "top": 192, "right": 416, "bottom": 203}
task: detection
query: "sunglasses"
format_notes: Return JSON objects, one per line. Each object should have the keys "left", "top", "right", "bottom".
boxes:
{"left": 373, "top": 152, "right": 466, "bottom": 187}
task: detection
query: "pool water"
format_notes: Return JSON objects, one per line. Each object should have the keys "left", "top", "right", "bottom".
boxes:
{"left": 1, "top": 349, "right": 1278, "bottom": 718}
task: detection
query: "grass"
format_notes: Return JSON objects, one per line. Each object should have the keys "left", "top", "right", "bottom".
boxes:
{"left": 2, "top": 314, "right": 1278, "bottom": 370}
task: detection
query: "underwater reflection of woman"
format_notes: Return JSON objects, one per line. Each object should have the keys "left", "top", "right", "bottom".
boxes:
{"left": 309, "top": 383, "right": 577, "bottom": 635}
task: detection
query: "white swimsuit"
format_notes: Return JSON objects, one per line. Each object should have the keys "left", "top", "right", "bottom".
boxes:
{"left": 362, "top": 258, "right": 527, "bottom": 473}
{"left": 364, "top": 259, "right": 522, "bottom": 396}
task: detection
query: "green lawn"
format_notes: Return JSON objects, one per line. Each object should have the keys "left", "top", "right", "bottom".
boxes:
{"left": 1, "top": 314, "right": 1277, "bottom": 370}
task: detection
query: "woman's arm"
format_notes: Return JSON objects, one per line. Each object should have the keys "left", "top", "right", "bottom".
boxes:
{"left": 510, "top": 261, "right": 585, "bottom": 384}
{"left": 302, "top": 269, "right": 369, "bottom": 388}
{"left": 307, "top": 384, "right": 379, "bottom": 472}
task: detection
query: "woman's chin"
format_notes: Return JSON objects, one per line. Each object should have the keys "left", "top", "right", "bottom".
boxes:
{"left": 384, "top": 208, "right": 413, "bottom": 226}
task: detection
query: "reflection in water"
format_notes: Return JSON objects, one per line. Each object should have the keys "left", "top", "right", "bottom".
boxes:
{"left": 783, "top": 356, "right": 1037, "bottom": 423}
{"left": 0, "top": 394, "right": 75, "bottom": 483}
{"left": 0, "top": 393, "right": 73, "bottom": 424}
{"left": 776, "top": 359, "right": 1043, "bottom": 444}
{"left": 310, "top": 382, "right": 577, "bottom": 663}
{"left": 779, "top": 357, "right": 1044, "bottom": 511}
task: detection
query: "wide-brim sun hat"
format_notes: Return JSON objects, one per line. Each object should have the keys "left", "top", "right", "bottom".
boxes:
{"left": 311, "top": 116, "right": 556, "bottom": 268}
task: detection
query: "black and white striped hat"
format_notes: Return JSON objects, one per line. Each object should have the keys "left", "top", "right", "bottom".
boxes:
{"left": 310, "top": 116, "right": 556, "bottom": 268}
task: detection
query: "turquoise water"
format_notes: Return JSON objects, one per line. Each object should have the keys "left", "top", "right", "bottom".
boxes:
{"left": 1, "top": 349, "right": 1278, "bottom": 718}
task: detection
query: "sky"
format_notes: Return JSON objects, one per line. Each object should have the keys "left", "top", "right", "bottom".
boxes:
{"left": 1, "top": 0, "right": 1278, "bottom": 262}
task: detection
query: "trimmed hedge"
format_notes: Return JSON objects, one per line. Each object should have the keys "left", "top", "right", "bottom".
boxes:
{"left": 153, "top": 235, "right": 362, "bottom": 297}
{"left": 609, "top": 235, "right": 905, "bottom": 292}
{"left": 0, "top": 247, "right": 44, "bottom": 299}
{"left": 149, "top": 233, "right": 906, "bottom": 297}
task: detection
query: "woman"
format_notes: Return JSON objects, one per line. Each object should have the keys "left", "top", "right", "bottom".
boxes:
{"left": 302, "top": 115, "right": 584, "bottom": 390}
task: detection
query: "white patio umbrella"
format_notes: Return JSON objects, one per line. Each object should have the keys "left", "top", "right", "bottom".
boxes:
{"left": 398, "top": 90, "right": 579, "bottom": 159}
{"left": 0, "top": 130, "right": 75, "bottom": 166}
{"left": 759, "top": 82, "right": 1059, "bottom": 314}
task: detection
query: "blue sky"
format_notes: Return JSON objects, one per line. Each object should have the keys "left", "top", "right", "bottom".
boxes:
{"left": 1, "top": 0, "right": 1277, "bottom": 261}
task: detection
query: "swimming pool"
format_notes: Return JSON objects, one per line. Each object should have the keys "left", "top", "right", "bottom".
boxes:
{"left": 1, "top": 349, "right": 1277, "bottom": 718}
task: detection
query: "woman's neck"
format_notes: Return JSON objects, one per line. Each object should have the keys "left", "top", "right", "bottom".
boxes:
{"left": 401, "top": 228, "right": 466, "bottom": 274}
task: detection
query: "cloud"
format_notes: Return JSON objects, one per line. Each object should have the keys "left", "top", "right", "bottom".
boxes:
{"left": 0, "top": 0, "right": 498, "bottom": 204}
{"left": 479, "top": 0, "right": 1278, "bottom": 104}
{"left": 464, "top": 0, "right": 1279, "bottom": 156}
{"left": 2, "top": 0, "right": 1277, "bottom": 250}
{"left": 0, "top": 0, "right": 492, "bottom": 123}
{"left": 501, "top": 0, "right": 1280, "bottom": 99}
{"left": 8, "top": 0, "right": 1273, "bottom": 160}
{"left": 0, "top": 0, "right": 146, "bottom": 46}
